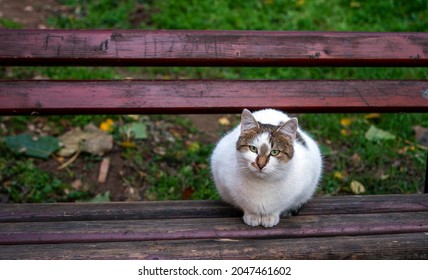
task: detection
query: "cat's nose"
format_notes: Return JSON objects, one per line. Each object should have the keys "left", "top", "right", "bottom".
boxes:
{"left": 256, "top": 156, "right": 269, "bottom": 170}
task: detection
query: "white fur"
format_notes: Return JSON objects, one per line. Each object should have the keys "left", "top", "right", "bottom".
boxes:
{"left": 210, "top": 109, "right": 322, "bottom": 227}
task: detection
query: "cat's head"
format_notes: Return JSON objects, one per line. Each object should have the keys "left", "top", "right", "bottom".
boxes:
{"left": 236, "top": 109, "right": 297, "bottom": 179}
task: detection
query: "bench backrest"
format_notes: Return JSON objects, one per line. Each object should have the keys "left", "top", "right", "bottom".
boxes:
{"left": 1, "top": 30, "right": 428, "bottom": 115}
{"left": 0, "top": 29, "right": 427, "bottom": 193}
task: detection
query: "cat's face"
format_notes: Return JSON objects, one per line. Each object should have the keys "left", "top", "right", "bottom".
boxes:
{"left": 236, "top": 109, "right": 297, "bottom": 179}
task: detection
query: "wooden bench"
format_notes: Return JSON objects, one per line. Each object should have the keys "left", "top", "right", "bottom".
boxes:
{"left": 0, "top": 30, "right": 427, "bottom": 259}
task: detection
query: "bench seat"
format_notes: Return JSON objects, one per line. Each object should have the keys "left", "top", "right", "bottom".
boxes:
{"left": 0, "top": 194, "right": 427, "bottom": 259}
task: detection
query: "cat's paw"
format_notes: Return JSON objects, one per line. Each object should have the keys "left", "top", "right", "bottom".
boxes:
{"left": 261, "top": 214, "right": 280, "bottom": 228}
{"left": 243, "top": 213, "right": 261, "bottom": 227}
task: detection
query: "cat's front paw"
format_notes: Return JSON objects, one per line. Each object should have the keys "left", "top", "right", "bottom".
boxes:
{"left": 243, "top": 213, "right": 261, "bottom": 227}
{"left": 261, "top": 214, "right": 280, "bottom": 228}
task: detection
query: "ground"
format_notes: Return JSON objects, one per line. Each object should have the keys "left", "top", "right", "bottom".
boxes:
{"left": 0, "top": 0, "right": 228, "bottom": 201}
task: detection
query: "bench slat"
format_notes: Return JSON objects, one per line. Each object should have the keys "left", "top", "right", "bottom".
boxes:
{"left": 1, "top": 194, "right": 426, "bottom": 223}
{"left": 1, "top": 80, "right": 428, "bottom": 115}
{"left": 1, "top": 30, "right": 427, "bottom": 66}
{"left": 1, "top": 233, "right": 426, "bottom": 260}
{"left": 1, "top": 212, "right": 427, "bottom": 245}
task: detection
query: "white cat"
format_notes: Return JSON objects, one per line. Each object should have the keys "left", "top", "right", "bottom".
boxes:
{"left": 210, "top": 108, "right": 322, "bottom": 227}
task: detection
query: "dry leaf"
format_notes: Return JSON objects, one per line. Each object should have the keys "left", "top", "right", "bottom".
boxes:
{"left": 365, "top": 113, "right": 381, "bottom": 120}
{"left": 58, "top": 126, "right": 113, "bottom": 157}
{"left": 350, "top": 180, "right": 365, "bottom": 194}
{"left": 334, "top": 171, "right": 345, "bottom": 180}
{"left": 340, "top": 118, "right": 352, "bottom": 127}
{"left": 218, "top": 117, "right": 231, "bottom": 126}
{"left": 365, "top": 125, "right": 395, "bottom": 141}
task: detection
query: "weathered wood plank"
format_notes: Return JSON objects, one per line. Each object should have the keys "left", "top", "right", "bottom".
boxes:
{"left": 1, "top": 80, "right": 428, "bottom": 115}
{"left": 1, "top": 195, "right": 426, "bottom": 223}
{"left": 1, "top": 30, "right": 427, "bottom": 67}
{"left": 1, "top": 212, "right": 427, "bottom": 245}
{"left": 0, "top": 233, "right": 426, "bottom": 260}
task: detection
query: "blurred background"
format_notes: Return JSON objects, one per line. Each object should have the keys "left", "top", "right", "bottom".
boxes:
{"left": 0, "top": 0, "right": 427, "bottom": 203}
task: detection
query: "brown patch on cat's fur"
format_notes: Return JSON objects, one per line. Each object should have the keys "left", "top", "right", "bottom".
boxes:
{"left": 236, "top": 126, "right": 259, "bottom": 151}
{"left": 270, "top": 130, "right": 294, "bottom": 161}
{"left": 236, "top": 123, "right": 294, "bottom": 163}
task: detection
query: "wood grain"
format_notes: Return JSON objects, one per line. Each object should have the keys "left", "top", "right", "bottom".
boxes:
{"left": 1, "top": 212, "right": 427, "bottom": 245}
{"left": 1, "top": 80, "right": 428, "bottom": 115}
{"left": 1, "top": 233, "right": 427, "bottom": 260}
{"left": 1, "top": 30, "right": 427, "bottom": 66}
{"left": 1, "top": 194, "right": 427, "bottom": 223}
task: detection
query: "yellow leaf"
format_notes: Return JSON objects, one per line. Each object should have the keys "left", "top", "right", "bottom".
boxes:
{"left": 120, "top": 140, "right": 136, "bottom": 148}
{"left": 340, "top": 118, "right": 352, "bottom": 127}
{"left": 365, "top": 113, "right": 381, "bottom": 120}
{"left": 334, "top": 171, "right": 345, "bottom": 180}
{"left": 218, "top": 117, "right": 231, "bottom": 126}
{"left": 186, "top": 141, "right": 200, "bottom": 153}
{"left": 99, "top": 119, "right": 114, "bottom": 132}
{"left": 295, "top": 0, "right": 305, "bottom": 6}
{"left": 350, "top": 180, "right": 365, "bottom": 194}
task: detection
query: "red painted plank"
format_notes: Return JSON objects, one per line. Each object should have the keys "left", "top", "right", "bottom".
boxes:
{"left": 0, "top": 30, "right": 427, "bottom": 66}
{"left": 1, "top": 80, "right": 428, "bottom": 115}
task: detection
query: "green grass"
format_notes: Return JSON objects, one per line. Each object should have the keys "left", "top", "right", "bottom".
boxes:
{"left": 1, "top": 0, "right": 427, "bottom": 202}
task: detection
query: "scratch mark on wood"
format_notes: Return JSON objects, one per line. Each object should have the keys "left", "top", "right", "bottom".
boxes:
{"left": 43, "top": 35, "right": 64, "bottom": 50}
{"left": 97, "top": 39, "right": 109, "bottom": 52}
{"left": 309, "top": 52, "right": 321, "bottom": 59}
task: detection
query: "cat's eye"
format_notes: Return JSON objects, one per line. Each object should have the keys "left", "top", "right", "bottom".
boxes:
{"left": 270, "top": 150, "right": 280, "bottom": 156}
{"left": 249, "top": 146, "right": 258, "bottom": 153}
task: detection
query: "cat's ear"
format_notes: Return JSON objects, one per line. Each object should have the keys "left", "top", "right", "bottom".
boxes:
{"left": 277, "top": 118, "right": 298, "bottom": 139}
{"left": 240, "top": 109, "right": 259, "bottom": 134}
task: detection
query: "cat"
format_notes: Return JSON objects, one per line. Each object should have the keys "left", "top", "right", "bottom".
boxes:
{"left": 210, "top": 108, "right": 322, "bottom": 227}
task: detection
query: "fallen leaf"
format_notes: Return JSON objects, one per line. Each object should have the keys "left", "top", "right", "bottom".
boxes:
{"left": 295, "top": 0, "right": 305, "bottom": 7}
{"left": 340, "top": 118, "right": 352, "bottom": 127}
{"left": 82, "top": 130, "right": 113, "bottom": 156}
{"left": 218, "top": 117, "right": 231, "bottom": 126}
{"left": 365, "top": 113, "right": 381, "bottom": 120}
{"left": 58, "top": 127, "right": 113, "bottom": 157}
{"left": 186, "top": 141, "right": 200, "bottom": 153}
{"left": 120, "top": 122, "right": 147, "bottom": 140}
{"left": 365, "top": 125, "right": 396, "bottom": 141}
{"left": 120, "top": 140, "right": 136, "bottom": 148}
{"left": 350, "top": 180, "right": 365, "bottom": 194}
{"left": 334, "top": 171, "right": 345, "bottom": 181}
{"left": 3, "top": 134, "right": 59, "bottom": 159}
{"left": 99, "top": 119, "right": 115, "bottom": 132}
